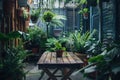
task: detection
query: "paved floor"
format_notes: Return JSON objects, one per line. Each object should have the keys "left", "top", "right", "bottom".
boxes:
{"left": 25, "top": 62, "right": 92, "bottom": 80}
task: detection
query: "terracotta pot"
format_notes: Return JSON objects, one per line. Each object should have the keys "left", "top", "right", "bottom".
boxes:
{"left": 56, "top": 50, "right": 63, "bottom": 57}
{"left": 83, "top": 13, "right": 88, "bottom": 19}
{"left": 32, "top": 47, "right": 39, "bottom": 53}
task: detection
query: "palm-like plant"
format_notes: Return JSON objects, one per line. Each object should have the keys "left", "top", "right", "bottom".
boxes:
{"left": 42, "top": 10, "right": 66, "bottom": 37}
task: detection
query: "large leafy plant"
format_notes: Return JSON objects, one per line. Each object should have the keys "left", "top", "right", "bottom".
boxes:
{"left": 69, "top": 29, "right": 96, "bottom": 53}
{"left": 0, "top": 31, "right": 29, "bottom": 80}
{"left": 0, "top": 45, "right": 28, "bottom": 80}
{"left": 81, "top": 42, "right": 120, "bottom": 80}
{"left": 85, "top": 40, "right": 103, "bottom": 56}
{"left": 27, "top": 25, "right": 43, "bottom": 47}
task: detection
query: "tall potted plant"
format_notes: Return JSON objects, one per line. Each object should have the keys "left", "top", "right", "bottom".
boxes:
{"left": 27, "top": 25, "right": 43, "bottom": 53}
{"left": 42, "top": 10, "right": 66, "bottom": 37}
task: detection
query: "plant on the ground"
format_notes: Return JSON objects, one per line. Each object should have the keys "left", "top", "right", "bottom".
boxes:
{"left": 69, "top": 29, "right": 96, "bottom": 53}
{"left": 0, "top": 45, "right": 28, "bottom": 80}
{"left": 85, "top": 40, "right": 103, "bottom": 56}
{"left": 0, "top": 31, "right": 29, "bottom": 80}
{"left": 27, "top": 25, "right": 43, "bottom": 48}
{"left": 78, "top": 42, "right": 120, "bottom": 80}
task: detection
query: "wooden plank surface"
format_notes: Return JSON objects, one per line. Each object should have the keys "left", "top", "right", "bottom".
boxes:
{"left": 51, "top": 52, "right": 57, "bottom": 63}
{"left": 57, "top": 58, "right": 63, "bottom": 64}
{"left": 62, "top": 53, "right": 70, "bottom": 64}
{"left": 44, "top": 52, "right": 52, "bottom": 63}
{"left": 38, "top": 52, "right": 83, "bottom": 65}
{"left": 37, "top": 52, "right": 48, "bottom": 64}
{"left": 66, "top": 52, "right": 76, "bottom": 63}
{"left": 69, "top": 52, "right": 83, "bottom": 63}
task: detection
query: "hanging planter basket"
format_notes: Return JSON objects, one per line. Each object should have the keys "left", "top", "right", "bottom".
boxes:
{"left": 87, "top": 0, "right": 97, "bottom": 7}
{"left": 83, "top": 13, "right": 88, "bottom": 20}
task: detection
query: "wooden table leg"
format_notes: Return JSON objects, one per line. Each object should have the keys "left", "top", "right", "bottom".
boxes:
{"left": 47, "top": 68, "right": 60, "bottom": 80}
{"left": 61, "top": 68, "right": 75, "bottom": 80}
{"left": 43, "top": 68, "right": 57, "bottom": 80}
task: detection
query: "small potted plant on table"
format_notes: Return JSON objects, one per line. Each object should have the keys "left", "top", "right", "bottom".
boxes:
{"left": 46, "top": 38, "right": 66, "bottom": 57}
{"left": 54, "top": 42, "right": 66, "bottom": 57}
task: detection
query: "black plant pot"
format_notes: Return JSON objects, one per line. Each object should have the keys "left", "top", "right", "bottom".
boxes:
{"left": 56, "top": 50, "right": 63, "bottom": 57}
{"left": 87, "top": 0, "right": 97, "bottom": 7}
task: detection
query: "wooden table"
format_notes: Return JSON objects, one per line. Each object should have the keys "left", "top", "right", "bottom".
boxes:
{"left": 37, "top": 52, "right": 83, "bottom": 80}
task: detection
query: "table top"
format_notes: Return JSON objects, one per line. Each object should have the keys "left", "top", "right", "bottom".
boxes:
{"left": 37, "top": 52, "right": 83, "bottom": 69}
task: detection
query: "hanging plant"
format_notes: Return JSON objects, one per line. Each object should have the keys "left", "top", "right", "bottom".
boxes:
{"left": 43, "top": 10, "right": 55, "bottom": 22}
{"left": 79, "top": 8, "right": 89, "bottom": 20}
{"left": 31, "top": 8, "right": 40, "bottom": 23}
